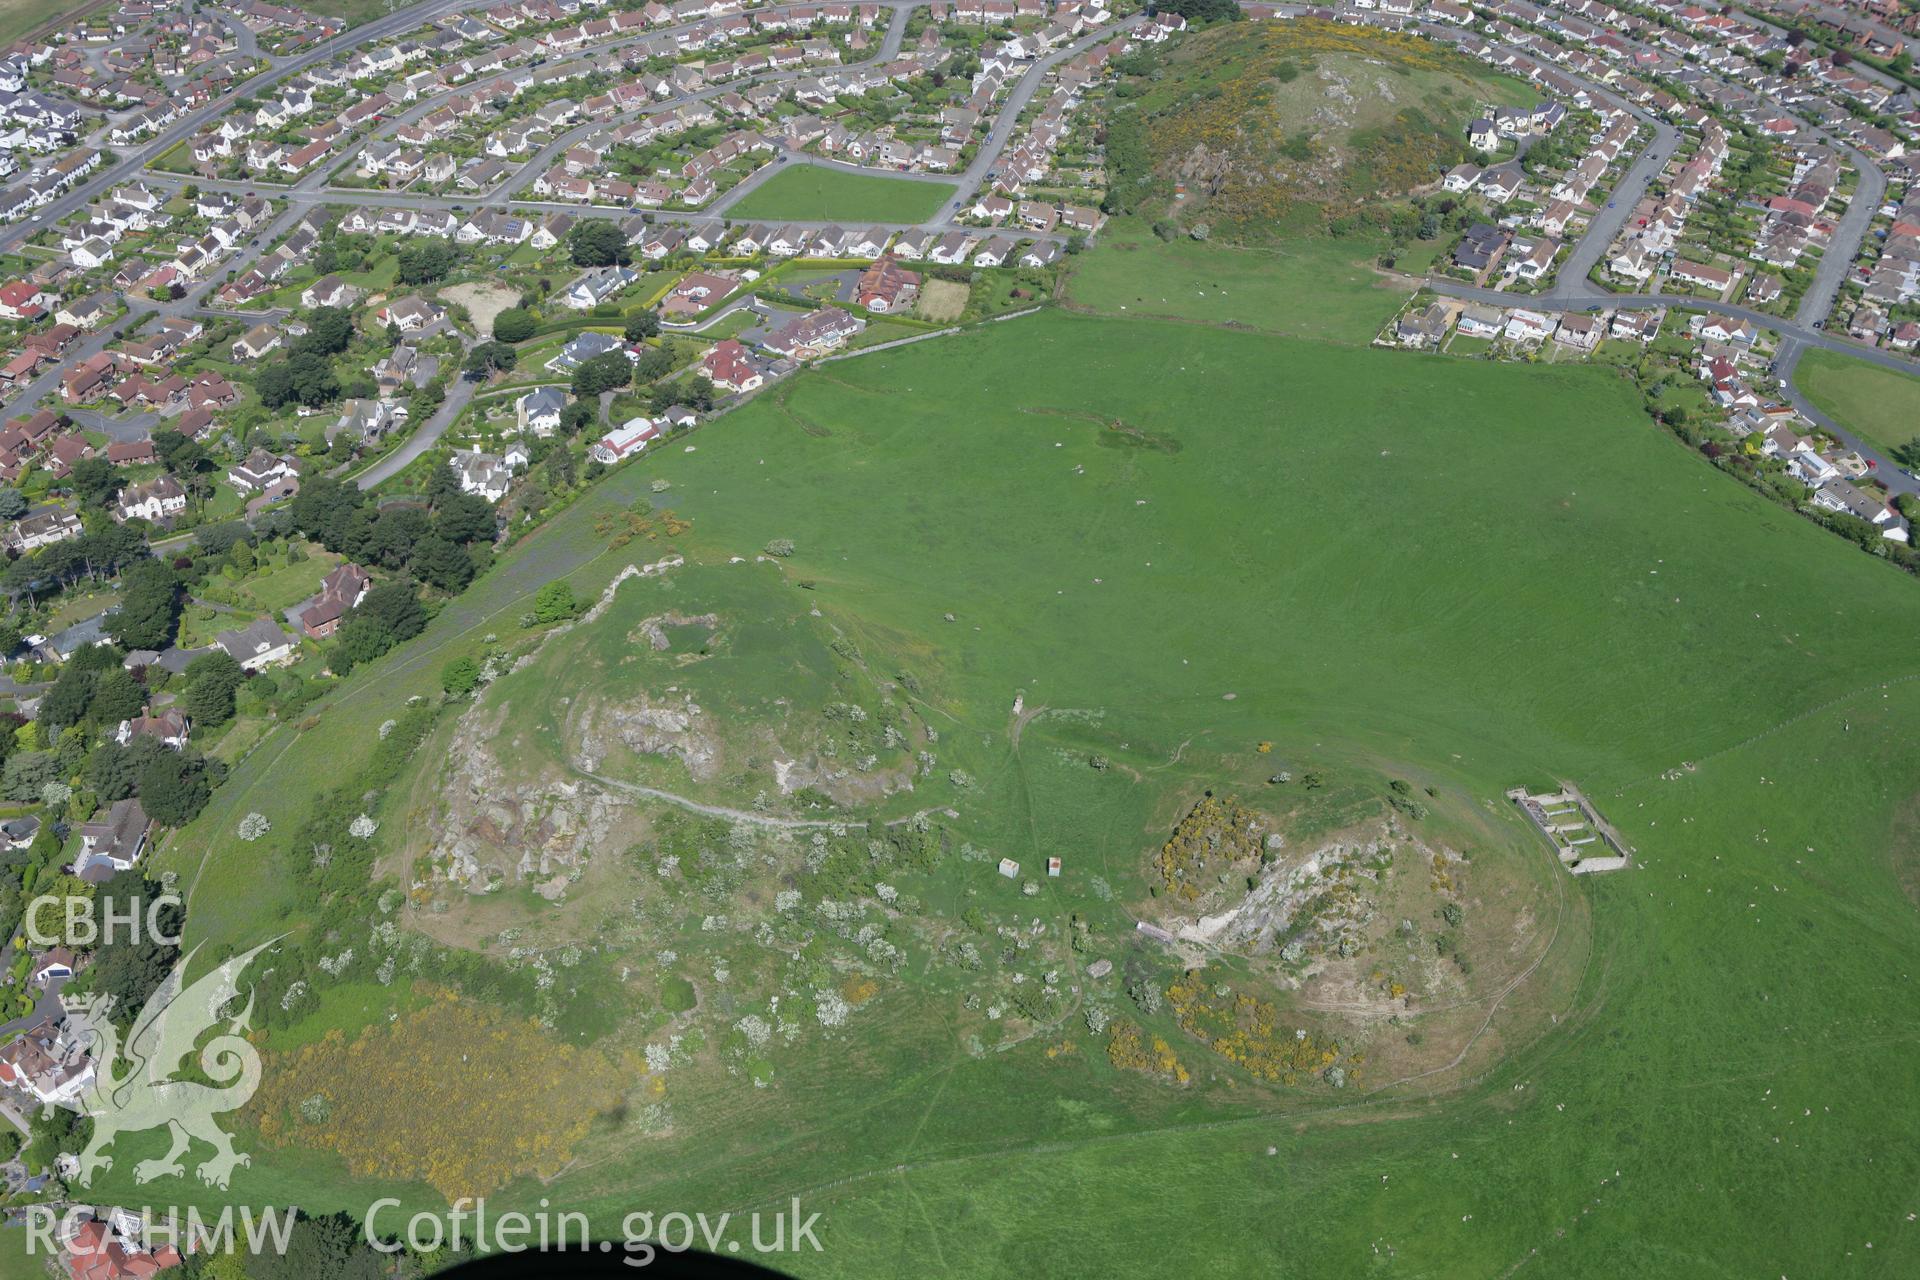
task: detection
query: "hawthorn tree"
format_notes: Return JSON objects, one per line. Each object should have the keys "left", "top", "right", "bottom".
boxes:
{"left": 567, "top": 220, "right": 629, "bottom": 267}
{"left": 623, "top": 309, "right": 659, "bottom": 341}
{"left": 465, "top": 342, "right": 518, "bottom": 379}
{"left": 441, "top": 657, "right": 480, "bottom": 696}
{"left": 89, "top": 870, "right": 183, "bottom": 1025}
{"left": 135, "top": 748, "right": 215, "bottom": 827}
{"left": 395, "top": 241, "right": 458, "bottom": 284}
{"left": 493, "top": 308, "right": 537, "bottom": 343}
{"left": 571, "top": 352, "right": 632, "bottom": 397}
{"left": 106, "top": 558, "right": 181, "bottom": 650}
{"left": 182, "top": 651, "right": 246, "bottom": 725}
{"left": 257, "top": 351, "right": 341, "bottom": 409}
{"left": 67, "top": 457, "right": 121, "bottom": 508}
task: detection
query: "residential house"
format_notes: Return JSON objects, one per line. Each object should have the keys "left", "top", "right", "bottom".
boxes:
{"left": 114, "top": 708, "right": 189, "bottom": 750}
{"left": 763, "top": 306, "right": 864, "bottom": 357}
{"left": 1554, "top": 313, "right": 1602, "bottom": 350}
{"left": 656, "top": 269, "right": 739, "bottom": 320}
{"left": 1395, "top": 302, "right": 1451, "bottom": 349}
{"left": 373, "top": 344, "right": 417, "bottom": 395}
{"left": 563, "top": 265, "right": 640, "bottom": 310}
{"left": 547, "top": 330, "right": 628, "bottom": 372}
{"left": 1671, "top": 259, "right": 1735, "bottom": 295}
{"left": 1455, "top": 304, "right": 1506, "bottom": 340}
{"left": 61, "top": 353, "right": 120, "bottom": 403}
{"left": 516, "top": 386, "right": 567, "bottom": 436}
{"left": 1812, "top": 478, "right": 1904, "bottom": 538}
{"left": 376, "top": 295, "right": 445, "bottom": 332}
{"left": 1454, "top": 223, "right": 1511, "bottom": 274}
{"left": 4, "top": 510, "right": 81, "bottom": 552}
{"left": 230, "top": 322, "right": 281, "bottom": 360}
{"left": 1019, "top": 240, "right": 1062, "bottom": 269}
{"left": 0, "top": 280, "right": 50, "bottom": 320}
{"left": 227, "top": 448, "right": 298, "bottom": 493}
{"left": 0, "top": 1013, "right": 95, "bottom": 1104}
{"left": 215, "top": 618, "right": 297, "bottom": 671}
{"left": 298, "top": 562, "right": 372, "bottom": 639}
{"left": 589, "top": 417, "right": 660, "bottom": 464}
{"left": 1503, "top": 308, "right": 1556, "bottom": 343}
{"left": 113, "top": 474, "right": 187, "bottom": 524}
{"left": 335, "top": 398, "right": 397, "bottom": 444}
{"left": 77, "top": 798, "right": 150, "bottom": 878}
{"left": 452, "top": 448, "right": 524, "bottom": 502}
{"left": 700, "top": 339, "right": 764, "bottom": 394}
{"left": 29, "top": 945, "right": 70, "bottom": 984}
{"left": 103, "top": 434, "right": 152, "bottom": 464}
{"left": 301, "top": 275, "right": 360, "bottom": 309}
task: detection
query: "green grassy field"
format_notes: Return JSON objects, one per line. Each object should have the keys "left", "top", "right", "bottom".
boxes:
{"left": 127, "top": 265, "right": 1920, "bottom": 1279}
{"left": 0, "top": 0, "right": 86, "bottom": 46}
{"left": 273, "top": 0, "right": 393, "bottom": 26}
{"left": 0, "top": 1226, "right": 44, "bottom": 1280}
{"left": 726, "top": 165, "right": 957, "bottom": 224}
{"left": 1064, "top": 219, "right": 1408, "bottom": 344}
{"left": 1795, "top": 346, "right": 1920, "bottom": 458}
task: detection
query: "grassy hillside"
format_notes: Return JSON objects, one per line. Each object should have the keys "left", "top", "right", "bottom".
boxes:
{"left": 129, "top": 282, "right": 1920, "bottom": 1278}
{"left": 1105, "top": 19, "right": 1535, "bottom": 239}
{"left": 1796, "top": 346, "right": 1920, "bottom": 459}
{"left": 726, "top": 165, "right": 958, "bottom": 224}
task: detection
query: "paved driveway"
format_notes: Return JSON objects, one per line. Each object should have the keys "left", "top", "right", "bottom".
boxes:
{"left": 0, "top": 975, "right": 66, "bottom": 1043}
{"left": 66, "top": 407, "right": 159, "bottom": 443}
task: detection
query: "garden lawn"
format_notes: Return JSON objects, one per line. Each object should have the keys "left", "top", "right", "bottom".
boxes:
{"left": 44, "top": 583, "right": 119, "bottom": 632}
{"left": 1795, "top": 345, "right": 1920, "bottom": 458}
{"left": 201, "top": 550, "right": 341, "bottom": 614}
{"left": 726, "top": 165, "right": 956, "bottom": 224}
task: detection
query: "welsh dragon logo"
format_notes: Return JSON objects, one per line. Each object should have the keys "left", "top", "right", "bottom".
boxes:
{"left": 63, "top": 938, "right": 280, "bottom": 1190}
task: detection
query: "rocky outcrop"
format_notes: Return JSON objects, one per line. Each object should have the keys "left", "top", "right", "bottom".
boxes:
{"left": 431, "top": 714, "right": 629, "bottom": 893}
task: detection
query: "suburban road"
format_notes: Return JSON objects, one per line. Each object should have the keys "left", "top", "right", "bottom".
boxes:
{"left": 0, "top": 0, "right": 1903, "bottom": 506}
{"left": 712, "top": 12, "right": 1142, "bottom": 218}
{"left": 1548, "top": 116, "right": 1681, "bottom": 298}
{"left": 158, "top": 172, "right": 1074, "bottom": 250}
{"left": 1340, "top": 2, "right": 1913, "bottom": 497}
{"left": 351, "top": 368, "right": 478, "bottom": 490}
{"left": 133, "top": 0, "right": 1113, "bottom": 247}
{"left": 1796, "top": 142, "right": 1887, "bottom": 330}
{"left": 1428, "top": 278, "right": 1920, "bottom": 496}
{"left": 0, "top": 0, "right": 1093, "bottom": 463}
{"left": 0, "top": 0, "right": 489, "bottom": 256}
{"left": 331, "top": 0, "right": 925, "bottom": 210}
{"left": 947, "top": 13, "right": 1142, "bottom": 212}
{"left": 205, "top": 0, "right": 267, "bottom": 66}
